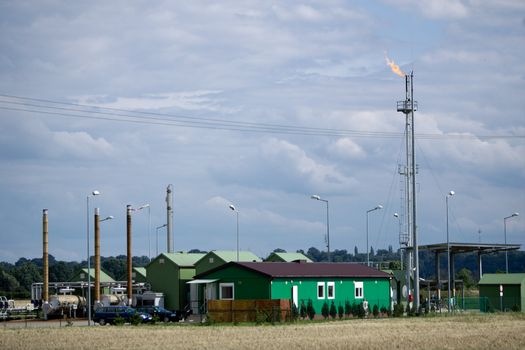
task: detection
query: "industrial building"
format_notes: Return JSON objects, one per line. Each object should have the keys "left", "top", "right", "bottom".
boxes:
{"left": 479, "top": 273, "right": 525, "bottom": 312}
{"left": 190, "top": 261, "right": 391, "bottom": 315}
{"left": 146, "top": 252, "right": 205, "bottom": 311}
{"left": 265, "top": 252, "right": 312, "bottom": 262}
{"left": 194, "top": 251, "right": 262, "bottom": 276}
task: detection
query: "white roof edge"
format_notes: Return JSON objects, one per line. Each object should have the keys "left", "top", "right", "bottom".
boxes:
{"left": 186, "top": 279, "right": 219, "bottom": 284}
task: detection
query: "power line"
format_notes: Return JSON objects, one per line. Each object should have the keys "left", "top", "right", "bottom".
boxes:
{"left": 0, "top": 94, "right": 523, "bottom": 140}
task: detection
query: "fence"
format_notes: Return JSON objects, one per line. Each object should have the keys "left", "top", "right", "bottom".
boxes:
{"left": 207, "top": 299, "right": 291, "bottom": 323}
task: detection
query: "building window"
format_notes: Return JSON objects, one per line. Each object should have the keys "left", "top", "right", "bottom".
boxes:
{"left": 209, "top": 257, "right": 214, "bottom": 263}
{"left": 327, "top": 282, "right": 335, "bottom": 299}
{"left": 80, "top": 273, "right": 85, "bottom": 279}
{"left": 354, "top": 281, "right": 363, "bottom": 299}
{"left": 159, "top": 258, "right": 164, "bottom": 264}
{"left": 219, "top": 283, "right": 234, "bottom": 300}
{"left": 317, "top": 282, "right": 325, "bottom": 299}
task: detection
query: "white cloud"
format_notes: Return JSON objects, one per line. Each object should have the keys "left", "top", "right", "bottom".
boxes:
{"left": 51, "top": 131, "right": 114, "bottom": 159}
{"left": 329, "top": 138, "right": 366, "bottom": 160}
{"left": 387, "top": 0, "right": 470, "bottom": 19}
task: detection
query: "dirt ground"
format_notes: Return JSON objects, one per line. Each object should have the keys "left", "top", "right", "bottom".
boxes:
{"left": 1, "top": 313, "right": 524, "bottom": 350}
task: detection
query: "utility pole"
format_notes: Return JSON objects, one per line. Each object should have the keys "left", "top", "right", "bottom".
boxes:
{"left": 126, "top": 205, "right": 133, "bottom": 304}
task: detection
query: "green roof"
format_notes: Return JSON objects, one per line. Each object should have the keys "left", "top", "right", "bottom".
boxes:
{"left": 155, "top": 252, "right": 206, "bottom": 267}
{"left": 479, "top": 273, "right": 525, "bottom": 285}
{"left": 208, "top": 250, "right": 262, "bottom": 263}
{"left": 133, "top": 267, "right": 147, "bottom": 278}
{"left": 266, "top": 252, "right": 312, "bottom": 262}
{"left": 71, "top": 268, "right": 115, "bottom": 282}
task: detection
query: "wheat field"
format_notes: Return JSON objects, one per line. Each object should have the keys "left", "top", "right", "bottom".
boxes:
{"left": 1, "top": 313, "right": 524, "bottom": 350}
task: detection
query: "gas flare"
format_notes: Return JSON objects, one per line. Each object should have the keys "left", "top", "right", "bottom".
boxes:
{"left": 385, "top": 54, "right": 406, "bottom": 77}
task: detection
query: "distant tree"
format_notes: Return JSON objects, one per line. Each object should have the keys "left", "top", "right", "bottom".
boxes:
{"left": 388, "top": 245, "right": 393, "bottom": 254}
{"left": 354, "top": 246, "right": 358, "bottom": 256}
{"left": 188, "top": 249, "right": 207, "bottom": 254}
{"left": 0, "top": 268, "right": 20, "bottom": 292}
{"left": 456, "top": 268, "right": 476, "bottom": 288}
{"left": 306, "top": 247, "right": 322, "bottom": 262}
{"left": 272, "top": 248, "right": 286, "bottom": 253}
{"left": 321, "top": 301, "right": 329, "bottom": 319}
{"left": 389, "top": 260, "right": 401, "bottom": 270}
{"left": 370, "top": 246, "right": 375, "bottom": 257}
{"left": 329, "top": 301, "right": 337, "bottom": 319}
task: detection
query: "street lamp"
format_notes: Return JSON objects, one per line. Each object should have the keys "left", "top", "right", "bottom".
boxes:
{"left": 156, "top": 224, "right": 167, "bottom": 256}
{"left": 311, "top": 195, "right": 330, "bottom": 262}
{"left": 86, "top": 190, "right": 100, "bottom": 326}
{"left": 504, "top": 212, "right": 519, "bottom": 273}
{"left": 366, "top": 205, "right": 383, "bottom": 267}
{"left": 229, "top": 204, "right": 239, "bottom": 262}
{"left": 446, "top": 190, "right": 455, "bottom": 312}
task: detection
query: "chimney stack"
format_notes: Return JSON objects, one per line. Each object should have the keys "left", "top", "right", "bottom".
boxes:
{"left": 94, "top": 208, "right": 101, "bottom": 303}
{"left": 42, "top": 209, "right": 49, "bottom": 303}
{"left": 126, "top": 205, "right": 133, "bottom": 304}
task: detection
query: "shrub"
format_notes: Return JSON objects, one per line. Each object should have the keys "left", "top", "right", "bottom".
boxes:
{"left": 511, "top": 304, "right": 520, "bottom": 312}
{"left": 299, "top": 300, "right": 307, "bottom": 319}
{"left": 344, "top": 300, "right": 351, "bottom": 317}
{"left": 291, "top": 301, "right": 299, "bottom": 321}
{"left": 372, "top": 304, "right": 379, "bottom": 318}
{"left": 380, "top": 306, "right": 387, "bottom": 315}
{"left": 357, "top": 303, "right": 366, "bottom": 319}
{"left": 321, "top": 301, "right": 329, "bottom": 319}
{"left": 130, "top": 313, "right": 142, "bottom": 326}
{"left": 351, "top": 302, "right": 360, "bottom": 316}
{"left": 113, "top": 315, "right": 125, "bottom": 326}
{"left": 393, "top": 303, "right": 404, "bottom": 317}
{"left": 338, "top": 303, "right": 344, "bottom": 319}
{"left": 329, "top": 301, "right": 337, "bottom": 319}
{"left": 307, "top": 299, "right": 316, "bottom": 320}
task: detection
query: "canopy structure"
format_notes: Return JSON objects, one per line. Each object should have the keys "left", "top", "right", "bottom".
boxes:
{"left": 418, "top": 242, "right": 521, "bottom": 288}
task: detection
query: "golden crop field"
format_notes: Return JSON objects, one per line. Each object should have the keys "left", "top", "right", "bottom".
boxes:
{"left": 1, "top": 313, "right": 524, "bottom": 350}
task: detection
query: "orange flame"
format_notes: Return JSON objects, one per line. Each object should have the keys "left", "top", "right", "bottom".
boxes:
{"left": 385, "top": 54, "right": 406, "bottom": 77}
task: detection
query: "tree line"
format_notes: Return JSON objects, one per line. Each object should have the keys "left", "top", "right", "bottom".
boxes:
{"left": 1, "top": 247, "right": 524, "bottom": 299}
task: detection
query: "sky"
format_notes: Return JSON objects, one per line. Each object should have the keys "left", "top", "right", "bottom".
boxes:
{"left": 0, "top": 1, "right": 524, "bottom": 264}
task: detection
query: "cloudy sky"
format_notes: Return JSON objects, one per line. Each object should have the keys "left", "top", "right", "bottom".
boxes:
{"left": 0, "top": 1, "right": 523, "bottom": 263}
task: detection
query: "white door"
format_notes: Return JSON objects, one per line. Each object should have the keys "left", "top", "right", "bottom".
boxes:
{"left": 292, "top": 285, "right": 298, "bottom": 308}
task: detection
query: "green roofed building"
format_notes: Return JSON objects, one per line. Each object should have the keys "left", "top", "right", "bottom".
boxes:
{"left": 146, "top": 252, "right": 205, "bottom": 311}
{"left": 195, "top": 251, "right": 262, "bottom": 276}
{"left": 70, "top": 268, "right": 115, "bottom": 283}
{"left": 479, "top": 273, "right": 525, "bottom": 312}
{"left": 265, "top": 252, "right": 312, "bottom": 263}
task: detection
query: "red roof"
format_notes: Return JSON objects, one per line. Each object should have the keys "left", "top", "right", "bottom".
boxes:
{"left": 198, "top": 261, "right": 390, "bottom": 279}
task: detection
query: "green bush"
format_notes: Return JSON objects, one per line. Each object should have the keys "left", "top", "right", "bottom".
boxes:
{"left": 130, "top": 313, "right": 142, "bottom": 326}
{"left": 338, "top": 303, "right": 344, "bottom": 319}
{"left": 321, "top": 301, "right": 329, "bottom": 319}
{"left": 344, "top": 300, "right": 351, "bottom": 317}
{"left": 393, "top": 303, "right": 404, "bottom": 317}
{"left": 307, "top": 299, "right": 315, "bottom": 320}
{"left": 372, "top": 304, "right": 379, "bottom": 318}
{"left": 291, "top": 301, "right": 299, "bottom": 321}
{"left": 113, "top": 315, "right": 125, "bottom": 326}
{"left": 511, "top": 304, "right": 520, "bottom": 312}
{"left": 299, "top": 300, "right": 307, "bottom": 319}
{"left": 329, "top": 301, "right": 337, "bottom": 319}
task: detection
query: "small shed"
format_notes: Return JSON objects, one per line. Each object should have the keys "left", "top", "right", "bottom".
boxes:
{"left": 479, "top": 273, "right": 525, "bottom": 312}
{"left": 192, "top": 261, "right": 391, "bottom": 315}
{"left": 265, "top": 252, "right": 312, "bottom": 263}
{"left": 146, "top": 252, "right": 205, "bottom": 311}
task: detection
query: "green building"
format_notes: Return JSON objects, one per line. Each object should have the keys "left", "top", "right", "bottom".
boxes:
{"left": 195, "top": 251, "right": 262, "bottom": 276}
{"left": 118, "top": 267, "right": 147, "bottom": 284}
{"left": 69, "top": 268, "right": 115, "bottom": 283}
{"left": 146, "top": 252, "right": 205, "bottom": 311}
{"left": 265, "top": 252, "right": 312, "bottom": 263}
{"left": 479, "top": 273, "right": 525, "bottom": 312}
{"left": 192, "top": 261, "right": 391, "bottom": 315}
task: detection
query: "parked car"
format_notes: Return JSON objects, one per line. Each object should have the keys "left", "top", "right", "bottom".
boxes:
{"left": 135, "top": 306, "right": 179, "bottom": 322}
{"left": 94, "top": 306, "right": 152, "bottom": 325}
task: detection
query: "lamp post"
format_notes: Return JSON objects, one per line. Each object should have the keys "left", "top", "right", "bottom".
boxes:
{"left": 504, "top": 213, "right": 519, "bottom": 273}
{"left": 156, "top": 224, "right": 167, "bottom": 256}
{"left": 94, "top": 209, "right": 113, "bottom": 306}
{"left": 311, "top": 195, "right": 330, "bottom": 262}
{"left": 366, "top": 205, "right": 383, "bottom": 267}
{"left": 446, "top": 190, "right": 455, "bottom": 312}
{"left": 86, "top": 190, "right": 100, "bottom": 326}
{"left": 229, "top": 204, "right": 239, "bottom": 262}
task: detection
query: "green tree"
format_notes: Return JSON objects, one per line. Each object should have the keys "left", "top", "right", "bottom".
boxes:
{"left": 456, "top": 268, "right": 476, "bottom": 288}
{"left": 337, "top": 303, "right": 344, "bottom": 319}
{"left": 329, "top": 301, "right": 337, "bottom": 319}
{"left": 344, "top": 300, "right": 351, "bottom": 317}
{"left": 306, "top": 299, "right": 315, "bottom": 320}
{"left": 372, "top": 304, "right": 379, "bottom": 318}
{"left": 0, "top": 268, "right": 20, "bottom": 293}
{"left": 299, "top": 300, "right": 307, "bottom": 319}
{"left": 321, "top": 301, "right": 329, "bottom": 319}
